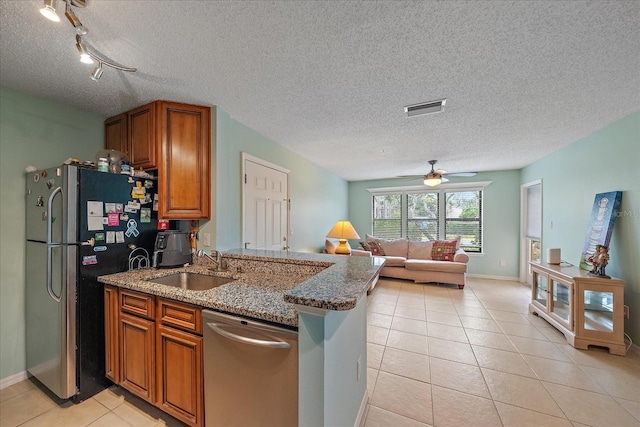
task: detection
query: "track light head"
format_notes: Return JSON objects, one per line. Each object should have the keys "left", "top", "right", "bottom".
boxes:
{"left": 40, "top": 0, "right": 60, "bottom": 22}
{"left": 90, "top": 63, "right": 103, "bottom": 81}
{"left": 75, "top": 35, "right": 93, "bottom": 64}
{"left": 65, "top": 1, "right": 87, "bottom": 35}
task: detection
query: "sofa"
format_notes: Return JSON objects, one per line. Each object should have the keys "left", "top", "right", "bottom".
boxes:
{"left": 346, "top": 234, "right": 469, "bottom": 289}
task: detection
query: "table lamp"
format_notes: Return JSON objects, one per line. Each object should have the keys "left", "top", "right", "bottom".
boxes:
{"left": 326, "top": 220, "right": 360, "bottom": 255}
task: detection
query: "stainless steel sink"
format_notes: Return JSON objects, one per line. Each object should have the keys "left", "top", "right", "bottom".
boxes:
{"left": 150, "top": 272, "right": 233, "bottom": 291}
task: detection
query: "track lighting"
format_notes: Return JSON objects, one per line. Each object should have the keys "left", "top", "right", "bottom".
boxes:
{"left": 65, "top": 1, "right": 87, "bottom": 35}
{"left": 76, "top": 35, "right": 93, "bottom": 64}
{"left": 40, "top": 0, "right": 60, "bottom": 22}
{"left": 40, "top": 0, "right": 137, "bottom": 81}
{"left": 90, "top": 62, "right": 103, "bottom": 81}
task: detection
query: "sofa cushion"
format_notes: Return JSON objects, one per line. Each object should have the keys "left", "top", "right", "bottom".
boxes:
{"left": 431, "top": 239, "right": 458, "bottom": 261}
{"left": 377, "top": 256, "right": 406, "bottom": 267}
{"left": 366, "top": 235, "right": 409, "bottom": 257}
{"left": 408, "top": 240, "right": 433, "bottom": 260}
{"left": 405, "top": 259, "right": 467, "bottom": 273}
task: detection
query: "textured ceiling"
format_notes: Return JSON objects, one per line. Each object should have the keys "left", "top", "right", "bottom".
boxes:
{"left": 1, "top": 1, "right": 639, "bottom": 181}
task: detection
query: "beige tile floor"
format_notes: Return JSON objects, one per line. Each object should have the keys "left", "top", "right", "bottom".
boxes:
{"left": 0, "top": 379, "right": 185, "bottom": 427}
{"left": 363, "top": 277, "right": 640, "bottom": 427}
{"left": 2, "top": 277, "right": 639, "bottom": 427}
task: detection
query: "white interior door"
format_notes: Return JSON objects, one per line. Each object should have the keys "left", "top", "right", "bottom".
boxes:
{"left": 243, "top": 154, "right": 289, "bottom": 251}
{"left": 520, "top": 180, "right": 542, "bottom": 285}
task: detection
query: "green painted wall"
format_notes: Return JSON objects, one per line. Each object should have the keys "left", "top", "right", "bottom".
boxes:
{"left": 522, "top": 112, "right": 640, "bottom": 344}
{"left": 204, "top": 108, "right": 348, "bottom": 253}
{"left": 348, "top": 170, "right": 522, "bottom": 279}
{"left": 0, "top": 86, "right": 103, "bottom": 381}
{"left": 298, "top": 297, "right": 367, "bottom": 426}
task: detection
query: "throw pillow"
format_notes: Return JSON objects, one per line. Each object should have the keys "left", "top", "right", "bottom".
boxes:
{"left": 325, "top": 239, "right": 338, "bottom": 254}
{"left": 431, "top": 239, "right": 458, "bottom": 261}
{"left": 361, "top": 240, "right": 385, "bottom": 256}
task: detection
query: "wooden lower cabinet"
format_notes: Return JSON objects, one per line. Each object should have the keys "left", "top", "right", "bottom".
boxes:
{"left": 156, "top": 325, "right": 203, "bottom": 426}
{"left": 104, "top": 285, "right": 120, "bottom": 383}
{"left": 105, "top": 287, "right": 203, "bottom": 426}
{"left": 120, "top": 312, "right": 156, "bottom": 404}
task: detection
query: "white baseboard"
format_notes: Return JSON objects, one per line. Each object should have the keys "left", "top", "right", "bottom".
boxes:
{"left": 466, "top": 273, "right": 521, "bottom": 282}
{"left": 0, "top": 371, "right": 29, "bottom": 390}
{"left": 354, "top": 391, "right": 368, "bottom": 427}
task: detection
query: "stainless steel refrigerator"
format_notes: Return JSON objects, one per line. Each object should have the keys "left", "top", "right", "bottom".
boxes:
{"left": 25, "top": 164, "right": 159, "bottom": 401}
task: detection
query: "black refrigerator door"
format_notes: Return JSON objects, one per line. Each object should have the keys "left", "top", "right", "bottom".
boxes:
{"left": 74, "top": 169, "right": 160, "bottom": 401}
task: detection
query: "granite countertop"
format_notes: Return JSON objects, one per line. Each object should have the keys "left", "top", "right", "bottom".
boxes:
{"left": 98, "top": 249, "right": 384, "bottom": 327}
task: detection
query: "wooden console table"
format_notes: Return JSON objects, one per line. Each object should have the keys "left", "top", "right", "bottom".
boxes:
{"left": 529, "top": 261, "right": 626, "bottom": 355}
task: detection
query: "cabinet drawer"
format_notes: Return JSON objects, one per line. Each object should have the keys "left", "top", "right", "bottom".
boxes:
{"left": 157, "top": 298, "right": 202, "bottom": 335}
{"left": 120, "top": 289, "right": 155, "bottom": 319}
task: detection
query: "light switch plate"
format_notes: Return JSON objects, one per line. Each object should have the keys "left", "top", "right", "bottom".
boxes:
{"left": 203, "top": 233, "right": 211, "bottom": 247}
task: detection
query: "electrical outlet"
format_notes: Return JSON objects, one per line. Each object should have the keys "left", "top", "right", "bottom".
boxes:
{"left": 624, "top": 305, "right": 630, "bottom": 319}
{"left": 357, "top": 356, "right": 361, "bottom": 381}
{"left": 499, "top": 260, "right": 506, "bottom": 267}
{"left": 203, "top": 233, "right": 211, "bottom": 247}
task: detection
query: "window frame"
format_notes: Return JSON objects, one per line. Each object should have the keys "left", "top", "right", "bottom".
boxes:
{"left": 369, "top": 181, "right": 491, "bottom": 253}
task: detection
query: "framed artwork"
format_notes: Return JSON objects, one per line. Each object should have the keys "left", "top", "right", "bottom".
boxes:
{"left": 579, "top": 191, "right": 622, "bottom": 271}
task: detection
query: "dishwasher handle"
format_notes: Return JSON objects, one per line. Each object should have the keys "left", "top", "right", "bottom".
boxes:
{"left": 206, "top": 322, "right": 292, "bottom": 349}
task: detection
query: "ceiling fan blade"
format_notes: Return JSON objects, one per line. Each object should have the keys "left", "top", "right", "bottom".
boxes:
{"left": 441, "top": 176, "right": 450, "bottom": 183}
{"left": 434, "top": 169, "right": 447, "bottom": 175}
{"left": 444, "top": 172, "right": 477, "bottom": 177}
{"left": 397, "top": 175, "right": 424, "bottom": 179}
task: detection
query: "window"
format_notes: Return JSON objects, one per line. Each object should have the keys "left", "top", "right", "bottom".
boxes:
{"left": 372, "top": 194, "right": 401, "bottom": 239}
{"left": 371, "top": 184, "right": 486, "bottom": 253}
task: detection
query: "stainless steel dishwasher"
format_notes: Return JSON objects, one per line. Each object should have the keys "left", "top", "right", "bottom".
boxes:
{"left": 202, "top": 309, "right": 298, "bottom": 427}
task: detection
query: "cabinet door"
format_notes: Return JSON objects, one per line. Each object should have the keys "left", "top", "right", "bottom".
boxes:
{"left": 120, "top": 313, "right": 155, "bottom": 403}
{"left": 105, "top": 114, "right": 127, "bottom": 154}
{"left": 104, "top": 285, "right": 120, "bottom": 383}
{"left": 531, "top": 268, "right": 548, "bottom": 310}
{"left": 158, "top": 102, "right": 211, "bottom": 219}
{"left": 128, "top": 102, "right": 157, "bottom": 169}
{"left": 574, "top": 280, "right": 625, "bottom": 352}
{"left": 549, "top": 276, "right": 573, "bottom": 330}
{"left": 156, "top": 325, "right": 203, "bottom": 427}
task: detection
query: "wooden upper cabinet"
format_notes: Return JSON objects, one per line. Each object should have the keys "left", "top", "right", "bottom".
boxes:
{"left": 158, "top": 102, "right": 211, "bottom": 220}
{"left": 104, "top": 113, "right": 127, "bottom": 154}
{"left": 128, "top": 102, "right": 158, "bottom": 169}
{"left": 105, "top": 100, "right": 212, "bottom": 220}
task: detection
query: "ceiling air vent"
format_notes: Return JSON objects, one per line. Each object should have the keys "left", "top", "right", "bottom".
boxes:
{"left": 404, "top": 99, "right": 446, "bottom": 117}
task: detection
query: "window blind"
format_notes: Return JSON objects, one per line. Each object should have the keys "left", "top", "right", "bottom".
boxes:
{"left": 525, "top": 183, "right": 541, "bottom": 240}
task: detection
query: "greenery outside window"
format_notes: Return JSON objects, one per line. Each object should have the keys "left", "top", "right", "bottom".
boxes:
{"left": 371, "top": 184, "right": 486, "bottom": 253}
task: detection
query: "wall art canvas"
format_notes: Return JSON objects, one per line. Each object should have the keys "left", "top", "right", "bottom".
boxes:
{"left": 579, "top": 191, "right": 622, "bottom": 271}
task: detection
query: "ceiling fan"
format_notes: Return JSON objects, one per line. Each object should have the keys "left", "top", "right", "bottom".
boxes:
{"left": 399, "top": 160, "right": 477, "bottom": 187}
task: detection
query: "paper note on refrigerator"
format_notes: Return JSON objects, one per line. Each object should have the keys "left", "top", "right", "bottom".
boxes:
{"left": 87, "top": 201, "right": 104, "bottom": 231}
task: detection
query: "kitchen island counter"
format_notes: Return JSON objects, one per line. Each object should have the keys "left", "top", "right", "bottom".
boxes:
{"left": 98, "top": 249, "right": 383, "bottom": 327}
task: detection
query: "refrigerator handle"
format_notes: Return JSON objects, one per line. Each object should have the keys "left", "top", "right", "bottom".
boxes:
{"left": 46, "top": 186, "right": 62, "bottom": 246}
{"left": 46, "top": 187, "right": 63, "bottom": 303}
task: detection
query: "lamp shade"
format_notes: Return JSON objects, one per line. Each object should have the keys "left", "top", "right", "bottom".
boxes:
{"left": 326, "top": 220, "right": 360, "bottom": 240}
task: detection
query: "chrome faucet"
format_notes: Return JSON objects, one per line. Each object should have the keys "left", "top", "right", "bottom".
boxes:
{"left": 197, "top": 249, "right": 225, "bottom": 271}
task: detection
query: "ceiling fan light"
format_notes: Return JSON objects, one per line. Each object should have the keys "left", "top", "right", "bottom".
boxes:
{"left": 423, "top": 173, "right": 441, "bottom": 187}
{"left": 90, "top": 63, "right": 103, "bottom": 81}
{"left": 40, "top": 0, "right": 60, "bottom": 22}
